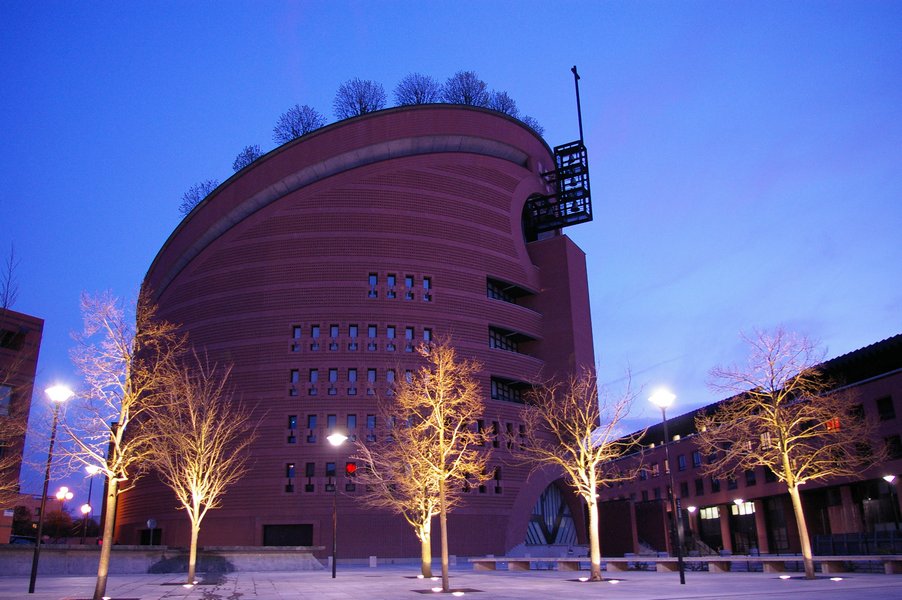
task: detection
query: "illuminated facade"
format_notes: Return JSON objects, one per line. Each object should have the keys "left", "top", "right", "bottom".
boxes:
{"left": 597, "top": 334, "right": 902, "bottom": 557}
{"left": 117, "top": 105, "right": 596, "bottom": 557}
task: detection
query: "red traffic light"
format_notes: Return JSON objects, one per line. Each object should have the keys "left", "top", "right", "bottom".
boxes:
{"left": 345, "top": 462, "right": 357, "bottom": 476}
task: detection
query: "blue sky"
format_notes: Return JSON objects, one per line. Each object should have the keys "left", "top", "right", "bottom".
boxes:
{"left": 2, "top": 1, "right": 900, "bottom": 497}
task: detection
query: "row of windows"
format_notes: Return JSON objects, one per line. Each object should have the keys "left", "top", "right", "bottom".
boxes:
{"left": 290, "top": 324, "right": 432, "bottom": 353}
{"left": 287, "top": 413, "right": 375, "bottom": 443}
{"left": 367, "top": 272, "right": 432, "bottom": 301}
{"left": 288, "top": 367, "right": 413, "bottom": 396}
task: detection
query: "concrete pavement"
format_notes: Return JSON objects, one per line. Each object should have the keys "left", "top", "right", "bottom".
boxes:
{"left": 3, "top": 565, "right": 902, "bottom": 600}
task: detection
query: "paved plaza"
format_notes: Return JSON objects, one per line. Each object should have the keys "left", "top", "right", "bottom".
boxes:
{"left": 3, "top": 565, "right": 902, "bottom": 600}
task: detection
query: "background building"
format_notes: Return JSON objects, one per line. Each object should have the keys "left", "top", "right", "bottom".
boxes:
{"left": 0, "top": 308, "right": 43, "bottom": 542}
{"left": 116, "top": 104, "right": 596, "bottom": 557}
{"left": 597, "top": 334, "right": 902, "bottom": 557}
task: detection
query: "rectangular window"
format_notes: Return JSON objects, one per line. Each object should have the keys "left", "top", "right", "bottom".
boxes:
{"left": 885, "top": 435, "right": 902, "bottom": 460}
{"left": 326, "top": 462, "right": 336, "bottom": 477}
{"left": 349, "top": 324, "right": 358, "bottom": 338}
{"left": 386, "top": 369, "right": 396, "bottom": 383}
{"left": 288, "top": 415, "right": 298, "bottom": 429}
{"left": 877, "top": 396, "right": 896, "bottom": 421}
{"left": 764, "top": 467, "right": 778, "bottom": 483}
{"left": 727, "top": 476, "right": 738, "bottom": 490}
{"left": 677, "top": 455, "right": 687, "bottom": 471}
{"left": 308, "top": 369, "right": 318, "bottom": 384}
{"left": 680, "top": 481, "right": 689, "bottom": 498}
{"left": 368, "top": 324, "right": 377, "bottom": 338}
{"left": 651, "top": 463, "right": 660, "bottom": 478}
{"left": 329, "top": 368, "right": 338, "bottom": 383}
{"left": 327, "top": 414, "right": 337, "bottom": 431}
{"left": 423, "top": 328, "right": 432, "bottom": 342}
{"left": 290, "top": 369, "right": 300, "bottom": 383}
{"left": 387, "top": 273, "right": 396, "bottom": 288}
{"left": 405, "top": 369, "right": 413, "bottom": 383}
{"left": 405, "top": 327, "right": 415, "bottom": 351}
{"left": 489, "top": 327, "right": 519, "bottom": 352}
{"left": 423, "top": 276, "right": 431, "bottom": 290}
{"left": 695, "top": 478, "right": 704, "bottom": 496}
{"left": 347, "top": 414, "right": 357, "bottom": 430}
{"left": 639, "top": 469, "right": 648, "bottom": 481}
{"left": 367, "top": 414, "right": 376, "bottom": 429}
{"left": 745, "top": 469, "right": 757, "bottom": 486}
{"left": 387, "top": 326, "right": 396, "bottom": 339}
{"left": 305, "top": 462, "right": 315, "bottom": 477}
{"left": 311, "top": 325, "right": 320, "bottom": 338}
{"left": 711, "top": 477, "right": 721, "bottom": 493}
{"left": 700, "top": 507, "right": 720, "bottom": 520}
{"left": 692, "top": 451, "right": 702, "bottom": 468}
{"left": 387, "top": 274, "right": 397, "bottom": 298}
{"left": 330, "top": 324, "right": 339, "bottom": 339}
{"left": 405, "top": 275, "right": 414, "bottom": 299}
{"left": 367, "top": 368, "right": 376, "bottom": 383}
{"left": 348, "top": 368, "right": 357, "bottom": 383}
{"left": 368, "top": 273, "right": 378, "bottom": 287}
{"left": 286, "top": 463, "right": 296, "bottom": 478}
{"left": 292, "top": 326, "right": 302, "bottom": 339}
{"left": 307, "top": 414, "right": 317, "bottom": 429}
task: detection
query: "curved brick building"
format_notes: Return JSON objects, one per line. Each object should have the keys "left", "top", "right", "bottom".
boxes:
{"left": 117, "top": 104, "right": 595, "bottom": 557}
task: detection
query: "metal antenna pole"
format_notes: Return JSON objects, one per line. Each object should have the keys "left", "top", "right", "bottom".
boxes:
{"left": 571, "top": 65, "right": 584, "bottom": 143}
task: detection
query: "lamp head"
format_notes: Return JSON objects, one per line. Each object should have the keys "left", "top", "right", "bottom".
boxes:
{"left": 80, "top": 503, "right": 91, "bottom": 515}
{"left": 884, "top": 474, "right": 897, "bottom": 484}
{"left": 326, "top": 432, "right": 348, "bottom": 446}
{"left": 45, "top": 385, "right": 74, "bottom": 404}
{"left": 86, "top": 465, "right": 101, "bottom": 476}
{"left": 649, "top": 388, "right": 676, "bottom": 409}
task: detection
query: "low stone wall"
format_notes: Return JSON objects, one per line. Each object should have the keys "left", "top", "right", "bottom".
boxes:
{"left": 0, "top": 545, "right": 325, "bottom": 576}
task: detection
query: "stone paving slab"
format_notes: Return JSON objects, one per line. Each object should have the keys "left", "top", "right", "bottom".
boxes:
{"left": 3, "top": 566, "right": 902, "bottom": 600}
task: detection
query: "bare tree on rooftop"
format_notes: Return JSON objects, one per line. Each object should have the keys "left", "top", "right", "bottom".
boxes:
{"left": 394, "top": 73, "right": 443, "bottom": 105}
{"left": 333, "top": 78, "right": 386, "bottom": 119}
{"left": 232, "top": 144, "right": 263, "bottom": 172}
{"left": 0, "top": 245, "right": 18, "bottom": 312}
{"left": 60, "top": 290, "right": 185, "bottom": 600}
{"left": 518, "top": 369, "right": 642, "bottom": 581}
{"left": 488, "top": 90, "right": 519, "bottom": 118}
{"left": 272, "top": 104, "right": 326, "bottom": 144}
{"left": 521, "top": 115, "right": 545, "bottom": 137}
{"left": 147, "top": 352, "right": 257, "bottom": 584}
{"left": 695, "top": 328, "right": 882, "bottom": 580}
{"left": 0, "top": 244, "right": 28, "bottom": 510}
{"left": 442, "top": 71, "right": 490, "bottom": 107}
{"left": 179, "top": 179, "right": 219, "bottom": 217}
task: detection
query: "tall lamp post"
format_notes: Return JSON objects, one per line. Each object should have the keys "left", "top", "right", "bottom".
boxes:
{"left": 649, "top": 388, "right": 686, "bottom": 585}
{"left": 326, "top": 431, "right": 348, "bottom": 579}
{"left": 29, "top": 384, "right": 74, "bottom": 594}
{"left": 884, "top": 475, "right": 900, "bottom": 531}
{"left": 80, "top": 465, "right": 101, "bottom": 544}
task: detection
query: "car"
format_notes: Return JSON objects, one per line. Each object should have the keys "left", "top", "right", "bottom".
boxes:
{"left": 8, "top": 535, "right": 36, "bottom": 545}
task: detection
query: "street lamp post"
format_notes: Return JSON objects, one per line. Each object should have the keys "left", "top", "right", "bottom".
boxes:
{"left": 883, "top": 475, "right": 899, "bottom": 531}
{"left": 29, "top": 384, "right": 74, "bottom": 594}
{"left": 326, "top": 431, "right": 348, "bottom": 579}
{"left": 80, "top": 465, "right": 100, "bottom": 544}
{"left": 649, "top": 388, "right": 686, "bottom": 585}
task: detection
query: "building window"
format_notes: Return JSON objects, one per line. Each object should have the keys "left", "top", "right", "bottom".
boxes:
{"left": 305, "top": 462, "right": 315, "bottom": 478}
{"left": 653, "top": 487, "right": 661, "bottom": 500}
{"left": 286, "top": 463, "right": 296, "bottom": 478}
{"left": 731, "top": 501, "right": 755, "bottom": 516}
{"left": 692, "top": 451, "right": 702, "bottom": 468}
{"left": 327, "top": 414, "right": 337, "bottom": 431}
{"left": 490, "top": 378, "right": 527, "bottom": 404}
{"left": 423, "top": 276, "right": 432, "bottom": 302}
{"left": 404, "top": 275, "right": 414, "bottom": 300}
{"left": 386, "top": 326, "right": 396, "bottom": 351}
{"left": 695, "top": 478, "right": 704, "bottom": 496}
{"left": 405, "top": 327, "right": 414, "bottom": 351}
{"left": 386, "top": 273, "right": 397, "bottom": 298}
{"left": 877, "top": 396, "right": 896, "bottom": 421}
{"left": 711, "top": 477, "right": 721, "bottom": 493}
{"left": 329, "top": 368, "right": 338, "bottom": 384}
{"left": 745, "top": 469, "right": 757, "bottom": 486}
{"left": 486, "top": 277, "right": 518, "bottom": 304}
{"left": 310, "top": 325, "right": 320, "bottom": 350}
{"left": 367, "top": 368, "right": 376, "bottom": 383}
{"left": 347, "top": 414, "right": 357, "bottom": 430}
{"left": 348, "top": 324, "right": 358, "bottom": 351}
{"left": 348, "top": 368, "right": 357, "bottom": 395}
{"left": 292, "top": 325, "right": 302, "bottom": 339}
{"left": 651, "top": 463, "right": 660, "bottom": 478}
{"left": 423, "top": 328, "right": 432, "bottom": 342}
{"left": 677, "top": 455, "right": 687, "bottom": 471}
{"left": 639, "top": 468, "right": 648, "bottom": 481}
{"left": 700, "top": 506, "right": 720, "bottom": 520}
{"left": 764, "top": 467, "right": 777, "bottom": 483}
{"left": 680, "top": 481, "right": 689, "bottom": 498}
{"left": 326, "top": 462, "right": 336, "bottom": 477}
{"left": 727, "top": 476, "right": 738, "bottom": 490}
{"left": 885, "top": 435, "right": 902, "bottom": 460}
{"left": 489, "top": 327, "right": 518, "bottom": 352}
{"left": 290, "top": 369, "right": 300, "bottom": 384}
{"left": 368, "top": 273, "right": 378, "bottom": 297}
{"left": 288, "top": 415, "right": 297, "bottom": 429}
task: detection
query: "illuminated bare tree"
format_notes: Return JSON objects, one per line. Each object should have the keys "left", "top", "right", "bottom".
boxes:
{"left": 442, "top": 71, "right": 490, "bottom": 107}
{"left": 1, "top": 245, "right": 28, "bottom": 509}
{"left": 695, "top": 329, "right": 881, "bottom": 579}
{"left": 353, "top": 412, "right": 442, "bottom": 577}
{"left": 392, "top": 340, "right": 490, "bottom": 591}
{"left": 272, "top": 104, "right": 326, "bottom": 144}
{"left": 518, "top": 369, "right": 641, "bottom": 581}
{"left": 394, "top": 73, "right": 443, "bottom": 105}
{"left": 232, "top": 144, "right": 263, "bottom": 172}
{"left": 333, "top": 78, "right": 386, "bottom": 119}
{"left": 148, "top": 353, "right": 256, "bottom": 584}
{"left": 179, "top": 179, "right": 219, "bottom": 216}
{"left": 61, "top": 291, "right": 184, "bottom": 600}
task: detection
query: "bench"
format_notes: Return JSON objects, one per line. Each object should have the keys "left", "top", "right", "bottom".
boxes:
{"left": 469, "top": 557, "right": 586, "bottom": 572}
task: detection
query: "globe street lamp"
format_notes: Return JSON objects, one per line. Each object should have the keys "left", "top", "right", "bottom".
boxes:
{"left": 29, "top": 384, "right": 74, "bottom": 594}
{"left": 55, "top": 486, "right": 74, "bottom": 508}
{"left": 327, "top": 431, "right": 348, "bottom": 579}
{"left": 80, "top": 465, "right": 101, "bottom": 544}
{"left": 649, "top": 388, "right": 685, "bottom": 585}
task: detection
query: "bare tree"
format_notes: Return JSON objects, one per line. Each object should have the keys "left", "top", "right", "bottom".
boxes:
{"left": 442, "top": 71, "right": 490, "bottom": 107}
{"left": 0, "top": 398, "right": 25, "bottom": 509}
{"left": 488, "top": 91, "right": 519, "bottom": 118}
{"left": 695, "top": 329, "right": 882, "bottom": 579}
{"left": 1, "top": 244, "right": 18, "bottom": 311}
{"left": 521, "top": 115, "right": 545, "bottom": 137}
{"left": 518, "top": 369, "right": 642, "bottom": 581}
{"left": 179, "top": 179, "right": 219, "bottom": 216}
{"left": 232, "top": 144, "right": 263, "bottom": 172}
{"left": 391, "top": 340, "right": 490, "bottom": 591}
{"left": 272, "top": 104, "right": 326, "bottom": 144}
{"left": 61, "top": 291, "right": 184, "bottom": 600}
{"left": 333, "top": 78, "right": 386, "bottom": 119}
{"left": 394, "top": 73, "right": 443, "bottom": 105}
{"left": 147, "top": 353, "right": 256, "bottom": 584}
{"left": 353, "top": 408, "right": 442, "bottom": 577}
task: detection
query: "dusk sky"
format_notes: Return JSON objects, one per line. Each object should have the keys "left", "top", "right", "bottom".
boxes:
{"left": 3, "top": 1, "right": 900, "bottom": 497}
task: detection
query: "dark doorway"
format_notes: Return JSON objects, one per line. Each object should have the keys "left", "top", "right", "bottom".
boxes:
{"left": 139, "top": 528, "right": 162, "bottom": 545}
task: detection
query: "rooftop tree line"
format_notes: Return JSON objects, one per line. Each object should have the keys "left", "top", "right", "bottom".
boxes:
{"left": 178, "top": 70, "right": 546, "bottom": 216}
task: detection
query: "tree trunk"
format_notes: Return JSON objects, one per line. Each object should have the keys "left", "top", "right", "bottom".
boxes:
{"left": 187, "top": 522, "right": 200, "bottom": 584}
{"left": 419, "top": 521, "right": 433, "bottom": 578}
{"left": 587, "top": 497, "right": 602, "bottom": 581}
{"left": 788, "top": 485, "right": 815, "bottom": 579}
{"left": 439, "top": 478, "right": 450, "bottom": 592}
{"left": 93, "top": 480, "right": 118, "bottom": 600}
